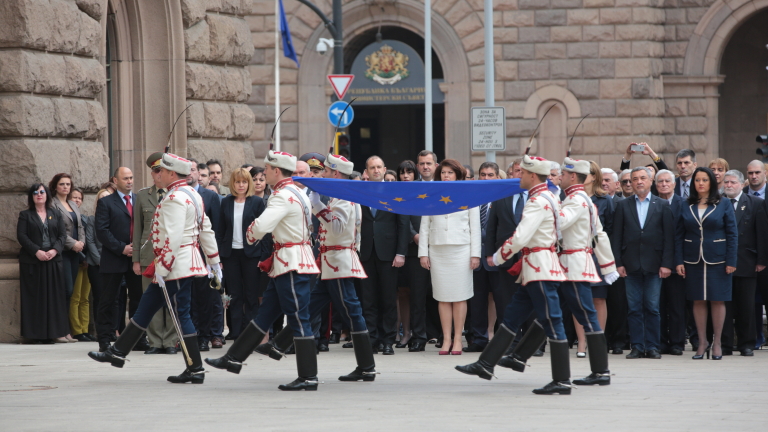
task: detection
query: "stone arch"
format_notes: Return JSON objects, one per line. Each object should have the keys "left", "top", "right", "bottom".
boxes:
{"left": 683, "top": 0, "right": 768, "bottom": 75}
{"left": 523, "top": 85, "right": 581, "bottom": 119}
{"left": 106, "top": 0, "right": 187, "bottom": 180}
{"left": 522, "top": 86, "right": 580, "bottom": 161}
{"left": 293, "top": 0, "right": 471, "bottom": 161}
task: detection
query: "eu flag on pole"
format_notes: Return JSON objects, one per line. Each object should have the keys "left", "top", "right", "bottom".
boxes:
{"left": 279, "top": 0, "right": 299, "bottom": 66}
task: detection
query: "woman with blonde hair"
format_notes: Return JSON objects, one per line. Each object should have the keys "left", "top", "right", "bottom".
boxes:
{"left": 216, "top": 168, "right": 267, "bottom": 339}
{"left": 708, "top": 158, "right": 729, "bottom": 193}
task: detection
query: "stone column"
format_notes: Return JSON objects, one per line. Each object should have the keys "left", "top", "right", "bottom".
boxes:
{"left": 182, "top": 0, "right": 256, "bottom": 179}
{"left": 0, "top": 0, "right": 109, "bottom": 342}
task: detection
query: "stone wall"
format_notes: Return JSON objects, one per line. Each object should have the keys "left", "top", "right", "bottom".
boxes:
{"left": 181, "top": 0, "right": 257, "bottom": 178}
{"left": 0, "top": 0, "right": 109, "bottom": 342}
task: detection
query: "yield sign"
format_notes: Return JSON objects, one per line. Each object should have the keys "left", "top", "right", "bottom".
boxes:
{"left": 327, "top": 74, "right": 354, "bottom": 100}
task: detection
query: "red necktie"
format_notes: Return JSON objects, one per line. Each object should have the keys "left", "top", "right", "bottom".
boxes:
{"left": 124, "top": 195, "right": 133, "bottom": 241}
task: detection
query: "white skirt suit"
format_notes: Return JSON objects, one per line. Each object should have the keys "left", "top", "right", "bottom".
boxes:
{"left": 418, "top": 207, "right": 481, "bottom": 302}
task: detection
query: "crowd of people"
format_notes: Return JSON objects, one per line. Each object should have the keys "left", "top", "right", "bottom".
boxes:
{"left": 16, "top": 145, "right": 768, "bottom": 363}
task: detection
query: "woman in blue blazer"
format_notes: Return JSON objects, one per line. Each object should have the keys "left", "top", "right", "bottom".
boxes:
{"left": 216, "top": 169, "right": 266, "bottom": 339}
{"left": 675, "top": 167, "right": 737, "bottom": 360}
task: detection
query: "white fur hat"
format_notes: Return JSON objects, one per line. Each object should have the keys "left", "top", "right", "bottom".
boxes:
{"left": 264, "top": 150, "right": 297, "bottom": 172}
{"left": 562, "top": 157, "right": 591, "bottom": 176}
{"left": 159, "top": 153, "right": 192, "bottom": 176}
{"left": 326, "top": 153, "right": 354, "bottom": 175}
{"left": 520, "top": 154, "right": 552, "bottom": 176}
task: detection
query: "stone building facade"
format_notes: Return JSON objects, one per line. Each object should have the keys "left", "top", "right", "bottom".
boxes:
{"left": 0, "top": 0, "right": 765, "bottom": 341}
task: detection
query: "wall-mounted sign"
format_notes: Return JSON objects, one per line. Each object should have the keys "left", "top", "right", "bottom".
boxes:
{"left": 344, "top": 39, "right": 444, "bottom": 105}
{"left": 471, "top": 107, "right": 506, "bottom": 151}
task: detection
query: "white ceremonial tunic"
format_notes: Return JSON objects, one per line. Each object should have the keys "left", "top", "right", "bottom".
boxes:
{"left": 557, "top": 185, "right": 617, "bottom": 282}
{"left": 245, "top": 178, "right": 319, "bottom": 277}
{"left": 418, "top": 207, "right": 481, "bottom": 302}
{"left": 151, "top": 179, "right": 220, "bottom": 281}
{"left": 494, "top": 182, "right": 566, "bottom": 286}
{"left": 312, "top": 197, "right": 367, "bottom": 279}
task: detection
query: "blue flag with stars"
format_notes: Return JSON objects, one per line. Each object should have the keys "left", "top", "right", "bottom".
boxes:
{"left": 279, "top": 0, "right": 299, "bottom": 66}
{"left": 293, "top": 178, "right": 557, "bottom": 216}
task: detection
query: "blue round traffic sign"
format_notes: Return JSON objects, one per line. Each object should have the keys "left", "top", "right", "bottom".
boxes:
{"left": 328, "top": 101, "right": 355, "bottom": 128}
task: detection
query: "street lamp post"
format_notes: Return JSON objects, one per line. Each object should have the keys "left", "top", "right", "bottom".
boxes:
{"left": 297, "top": 0, "right": 343, "bottom": 75}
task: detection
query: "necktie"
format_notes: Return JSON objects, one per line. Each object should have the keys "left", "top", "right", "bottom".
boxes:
{"left": 480, "top": 203, "right": 488, "bottom": 229}
{"left": 371, "top": 207, "right": 377, "bottom": 218}
{"left": 514, "top": 193, "right": 525, "bottom": 223}
{"left": 683, "top": 183, "right": 689, "bottom": 199}
{"left": 157, "top": 188, "right": 165, "bottom": 202}
{"left": 754, "top": 191, "right": 760, "bottom": 197}
{"left": 731, "top": 198, "right": 737, "bottom": 209}
{"left": 124, "top": 195, "right": 133, "bottom": 241}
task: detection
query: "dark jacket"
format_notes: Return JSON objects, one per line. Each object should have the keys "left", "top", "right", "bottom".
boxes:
{"left": 612, "top": 194, "right": 675, "bottom": 273}
{"left": 359, "top": 206, "right": 409, "bottom": 262}
{"left": 17, "top": 208, "right": 66, "bottom": 265}
{"left": 406, "top": 215, "right": 421, "bottom": 258}
{"left": 95, "top": 192, "right": 134, "bottom": 274}
{"left": 83, "top": 214, "right": 102, "bottom": 267}
{"left": 591, "top": 194, "right": 614, "bottom": 237}
{"left": 217, "top": 195, "right": 267, "bottom": 259}
{"left": 731, "top": 194, "right": 768, "bottom": 278}
{"left": 52, "top": 198, "right": 85, "bottom": 251}
{"left": 484, "top": 194, "right": 520, "bottom": 270}
{"left": 196, "top": 185, "right": 221, "bottom": 235}
{"left": 675, "top": 199, "right": 738, "bottom": 267}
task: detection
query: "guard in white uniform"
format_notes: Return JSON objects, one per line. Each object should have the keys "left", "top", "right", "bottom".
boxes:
{"left": 206, "top": 150, "right": 322, "bottom": 391}
{"left": 498, "top": 157, "right": 619, "bottom": 386}
{"left": 456, "top": 155, "right": 573, "bottom": 395}
{"left": 255, "top": 154, "right": 378, "bottom": 382}
{"left": 88, "top": 153, "right": 222, "bottom": 384}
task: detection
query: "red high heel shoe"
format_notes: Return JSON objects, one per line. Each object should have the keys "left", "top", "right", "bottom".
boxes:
{"left": 439, "top": 342, "right": 452, "bottom": 355}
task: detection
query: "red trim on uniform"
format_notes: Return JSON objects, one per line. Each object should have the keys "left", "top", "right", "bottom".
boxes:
{"left": 273, "top": 178, "right": 294, "bottom": 191}
{"left": 317, "top": 208, "right": 332, "bottom": 223}
{"left": 528, "top": 182, "right": 549, "bottom": 196}
{"left": 564, "top": 184, "right": 585, "bottom": 196}
{"left": 207, "top": 252, "right": 219, "bottom": 259}
{"left": 599, "top": 261, "right": 615, "bottom": 268}
{"left": 167, "top": 179, "right": 187, "bottom": 191}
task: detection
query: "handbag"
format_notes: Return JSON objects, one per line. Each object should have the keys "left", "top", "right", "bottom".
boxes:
{"left": 507, "top": 258, "right": 522, "bottom": 277}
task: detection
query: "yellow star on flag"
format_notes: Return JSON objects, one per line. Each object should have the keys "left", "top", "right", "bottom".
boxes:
{"left": 393, "top": 197, "right": 405, "bottom": 202}
{"left": 458, "top": 206, "right": 468, "bottom": 210}
{"left": 386, "top": 207, "right": 394, "bottom": 212}
{"left": 379, "top": 200, "right": 388, "bottom": 205}
{"left": 440, "top": 196, "right": 452, "bottom": 204}
{"left": 417, "top": 194, "right": 428, "bottom": 199}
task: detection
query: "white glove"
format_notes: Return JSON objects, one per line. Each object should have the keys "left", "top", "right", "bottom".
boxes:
{"left": 309, "top": 191, "right": 322, "bottom": 209}
{"left": 206, "top": 264, "right": 213, "bottom": 279}
{"left": 210, "top": 263, "right": 223, "bottom": 282}
{"left": 155, "top": 273, "right": 166, "bottom": 288}
{"left": 492, "top": 252, "right": 500, "bottom": 266}
{"left": 604, "top": 271, "right": 620, "bottom": 285}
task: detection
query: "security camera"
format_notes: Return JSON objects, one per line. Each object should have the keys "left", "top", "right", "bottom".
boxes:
{"left": 316, "top": 38, "right": 334, "bottom": 55}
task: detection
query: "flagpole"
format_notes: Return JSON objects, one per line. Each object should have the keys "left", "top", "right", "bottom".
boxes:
{"left": 274, "top": 0, "right": 281, "bottom": 151}
{"left": 424, "top": 0, "right": 433, "bottom": 152}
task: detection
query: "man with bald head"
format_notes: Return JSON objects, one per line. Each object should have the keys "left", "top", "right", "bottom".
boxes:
{"left": 95, "top": 167, "right": 146, "bottom": 353}
{"left": 744, "top": 160, "right": 767, "bottom": 198}
{"left": 293, "top": 160, "right": 311, "bottom": 190}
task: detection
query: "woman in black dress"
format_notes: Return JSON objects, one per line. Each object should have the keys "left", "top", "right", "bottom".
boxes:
{"left": 16, "top": 184, "right": 70, "bottom": 343}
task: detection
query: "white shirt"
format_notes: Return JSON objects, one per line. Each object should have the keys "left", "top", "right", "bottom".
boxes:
{"left": 232, "top": 201, "right": 245, "bottom": 249}
{"left": 117, "top": 190, "right": 133, "bottom": 207}
{"left": 749, "top": 184, "right": 766, "bottom": 198}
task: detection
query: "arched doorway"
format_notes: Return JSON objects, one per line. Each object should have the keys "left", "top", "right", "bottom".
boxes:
{"left": 344, "top": 26, "right": 445, "bottom": 169}
{"left": 718, "top": 8, "right": 768, "bottom": 168}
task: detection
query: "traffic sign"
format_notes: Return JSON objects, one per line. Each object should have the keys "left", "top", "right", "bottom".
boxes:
{"left": 328, "top": 101, "right": 355, "bottom": 128}
{"left": 471, "top": 107, "right": 506, "bottom": 151}
{"left": 327, "top": 74, "right": 355, "bottom": 100}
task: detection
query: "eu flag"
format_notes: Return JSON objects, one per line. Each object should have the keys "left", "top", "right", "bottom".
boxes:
{"left": 279, "top": 0, "right": 299, "bottom": 66}
{"left": 293, "top": 178, "right": 556, "bottom": 216}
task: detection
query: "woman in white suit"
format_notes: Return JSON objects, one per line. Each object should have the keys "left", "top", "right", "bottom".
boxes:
{"left": 419, "top": 159, "right": 481, "bottom": 354}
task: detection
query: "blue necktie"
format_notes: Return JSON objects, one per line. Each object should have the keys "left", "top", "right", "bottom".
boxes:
{"left": 480, "top": 203, "right": 488, "bottom": 229}
{"left": 514, "top": 193, "right": 526, "bottom": 224}
{"left": 371, "top": 207, "right": 377, "bottom": 218}
{"left": 754, "top": 191, "right": 760, "bottom": 198}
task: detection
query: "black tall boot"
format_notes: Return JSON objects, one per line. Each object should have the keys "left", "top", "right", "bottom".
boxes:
{"left": 533, "top": 339, "right": 572, "bottom": 395}
{"left": 278, "top": 337, "right": 318, "bottom": 391}
{"left": 205, "top": 321, "right": 266, "bottom": 374}
{"left": 255, "top": 325, "right": 293, "bottom": 361}
{"left": 338, "top": 331, "right": 377, "bottom": 382}
{"left": 168, "top": 336, "right": 205, "bottom": 384}
{"left": 498, "top": 320, "right": 546, "bottom": 373}
{"left": 455, "top": 324, "right": 516, "bottom": 380}
{"left": 573, "top": 333, "right": 611, "bottom": 385}
{"left": 88, "top": 320, "right": 145, "bottom": 368}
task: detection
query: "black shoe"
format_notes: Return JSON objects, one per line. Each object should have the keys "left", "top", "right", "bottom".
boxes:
{"left": 395, "top": 340, "right": 410, "bottom": 349}
{"left": 224, "top": 334, "right": 235, "bottom": 340}
{"left": 278, "top": 377, "right": 318, "bottom": 391}
{"left": 381, "top": 344, "right": 394, "bottom": 355}
{"left": 646, "top": 349, "right": 661, "bottom": 359}
{"left": 740, "top": 348, "right": 754, "bottom": 356}
{"left": 573, "top": 371, "right": 610, "bottom": 386}
{"left": 84, "top": 333, "right": 98, "bottom": 342}
{"left": 144, "top": 347, "right": 165, "bottom": 355}
{"left": 255, "top": 342, "right": 286, "bottom": 361}
{"left": 408, "top": 341, "right": 426, "bottom": 352}
{"left": 329, "top": 334, "right": 341, "bottom": 344}
{"left": 455, "top": 360, "right": 495, "bottom": 380}
{"left": 205, "top": 354, "right": 245, "bottom": 374}
{"left": 133, "top": 337, "right": 150, "bottom": 352}
{"left": 88, "top": 346, "right": 129, "bottom": 368}
{"left": 318, "top": 343, "right": 329, "bottom": 352}
{"left": 497, "top": 354, "right": 526, "bottom": 373}
{"left": 167, "top": 368, "right": 205, "bottom": 384}
{"left": 168, "top": 336, "right": 205, "bottom": 384}
{"left": 626, "top": 348, "right": 644, "bottom": 359}
{"left": 199, "top": 341, "right": 210, "bottom": 352}
{"left": 343, "top": 342, "right": 354, "bottom": 349}
{"left": 462, "top": 342, "right": 486, "bottom": 353}
{"left": 73, "top": 334, "right": 90, "bottom": 342}
{"left": 532, "top": 380, "right": 572, "bottom": 395}
{"left": 532, "top": 348, "right": 544, "bottom": 357}
{"left": 338, "top": 366, "right": 377, "bottom": 382}
{"left": 205, "top": 322, "right": 266, "bottom": 374}
{"left": 165, "top": 347, "right": 178, "bottom": 355}
{"left": 669, "top": 348, "right": 683, "bottom": 356}
{"left": 611, "top": 348, "right": 623, "bottom": 355}
{"left": 98, "top": 342, "right": 109, "bottom": 353}
{"left": 377, "top": 343, "right": 384, "bottom": 351}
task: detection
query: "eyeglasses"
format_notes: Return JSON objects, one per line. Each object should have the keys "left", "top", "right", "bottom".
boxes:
{"left": 33, "top": 190, "right": 46, "bottom": 195}
{"left": 621, "top": 180, "right": 632, "bottom": 185}
{"left": 152, "top": 168, "right": 161, "bottom": 174}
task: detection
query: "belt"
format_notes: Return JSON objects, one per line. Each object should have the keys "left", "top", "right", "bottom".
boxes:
{"left": 319, "top": 244, "right": 355, "bottom": 254}
{"left": 559, "top": 247, "right": 593, "bottom": 255}
{"left": 273, "top": 241, "right": 311, "bottom": 251}
{"left": 521, "top": 245, "right": 557, "bottom": 255}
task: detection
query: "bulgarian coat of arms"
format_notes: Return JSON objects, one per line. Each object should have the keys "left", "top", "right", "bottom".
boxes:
{"left": 364, "top": 44, "right": 409, "bottom": 85}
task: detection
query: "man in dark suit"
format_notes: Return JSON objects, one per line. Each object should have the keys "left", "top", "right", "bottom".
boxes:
{"left": 723, "top": 170, "right": 768, "bottom": 356}
{"left": 359, "top": 155, "right": 410, "bottom": 355}
{"left": 464, "top": 162, "right": 501, "bottom": 352}
{"left": 673, "top": 149, "right": 697, "bottom": 198}
{"left": 95, "top": 167, "right": 144, "bottom": 352}
{"left": 612, "top": 166, "right": 675, "bottom": 359}
{"left": 187, "top": 160, "right": 222, "bottom": 351}
{"left": 656, "top": 169, "right": 687, "bottom": 355}
{"left": 602, "top": 168, "right": 628, "bottom": 353}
